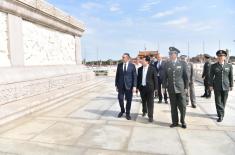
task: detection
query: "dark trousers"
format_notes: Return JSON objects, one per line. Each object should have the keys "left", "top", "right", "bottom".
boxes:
{"left": 118, "top": 87, "right": 133, "bottom": 115}
{"left": 157, "top": 77, "right": 168, "bottom": 101}
{"left": 204, "top": 79, "right": 211, "bottom": 97}
{"left": 140, "top": 86, "right": 154, "bottom": 118}
{"left": 214, "top": 90, "right": 229, "bottom": 117}
{"left": 169, "top": 93, "right": 186, "bottom": 124}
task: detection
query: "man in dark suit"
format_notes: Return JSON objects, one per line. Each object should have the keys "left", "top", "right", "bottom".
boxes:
{"left": 163, "top": 47, "right": 188, "bottom": 129}
{"left": 137, "top": 56, "right": 158, "bottom": 122}
{"left": 201, "top": 54, "right": 211, "bottom": 98}
{"left": 209, "top": 50, "right": 233, "bottom": 122}
{"left": 154, "top": 53, "right": 168, "bottom": 104}
{"left": 115, "top": 53, "right": 137, "bottom": 120}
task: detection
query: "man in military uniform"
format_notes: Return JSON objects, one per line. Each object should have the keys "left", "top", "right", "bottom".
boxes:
{"left": 201, "top": 54, "right": 211, "bottom": 98}
{"left": 180, "top": 55, "right": 196, "bottom": 108}
{"left": 163, "top": 47, "right": 188, "bottom": 128}
{"left": 209, "top": 50, "right": 233, "bottom": 122}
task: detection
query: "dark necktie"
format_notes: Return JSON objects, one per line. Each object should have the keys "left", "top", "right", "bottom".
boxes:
{"left": 124, "top": 63, "right": 127, "bottom": 73}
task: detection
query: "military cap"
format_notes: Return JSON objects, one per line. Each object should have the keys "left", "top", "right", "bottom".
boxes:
{"left": 180, "top": 55, "right": 187, "bottom": 59}
{"left": 216, "top": 50, "right": 227, "bottom": 57}
{"left": 169, "top": 47, "right": 180, "bottom": 55}
{"left": 204, "top": 54, "right": 211, "bottom": 59}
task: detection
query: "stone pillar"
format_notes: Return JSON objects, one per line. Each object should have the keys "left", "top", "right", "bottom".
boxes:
{"left": 75, "top": 36, "right": 82, "bottom": 65}
{"left": 8, "top": 14, "right": 24, "bottom": 66}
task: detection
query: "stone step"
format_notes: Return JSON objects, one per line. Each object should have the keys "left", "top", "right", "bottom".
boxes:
{"left": 0, "top": 78, "right": 105, "bottom": 125}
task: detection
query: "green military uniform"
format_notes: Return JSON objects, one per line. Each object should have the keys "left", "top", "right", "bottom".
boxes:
{"left": 209, "top": 50, "right": 233, "bottom": 122}
{"left": 202, "top": 54, "right": 211, "bottom": 98}
{"left": 163, "top": 47, "right": 188, "bottom": 127}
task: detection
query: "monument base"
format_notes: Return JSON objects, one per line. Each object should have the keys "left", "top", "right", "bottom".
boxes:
{"left": 0, "top": 65, "right": 96, "bottom": 124}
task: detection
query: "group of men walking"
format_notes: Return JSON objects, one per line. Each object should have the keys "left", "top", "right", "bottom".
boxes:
{"left": 115, "top": 47, "right": 233, "bottom": 129}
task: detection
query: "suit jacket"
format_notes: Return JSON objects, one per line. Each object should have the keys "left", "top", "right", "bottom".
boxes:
{"left": 163, "top": 60, "right": 189, "bottom": 94}
{"left": 154, "top": 60, "right": 166, "bottom": 81}
{"left": 209, "top": 62, "right": 233, "bottom": 91}
{"left": 202, "top": 61, "right": 211, "bottom": 80}
{"left": 137, "top": 65, "right": 158, "bottom": 91}
{"left": 186, "top": 62, "right": 195, "bottom": 83}
{"left": 115, "top": 62, "right": 137, "bottom": 90}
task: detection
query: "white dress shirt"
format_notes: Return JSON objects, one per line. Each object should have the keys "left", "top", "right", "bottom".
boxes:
{"left": 142, "top": 65, "right": 149, "bottom": 86}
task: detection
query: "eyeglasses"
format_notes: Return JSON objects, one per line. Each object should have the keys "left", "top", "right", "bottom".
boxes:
{"left": 217, "top": 54, "right": 226, "bottom": 57}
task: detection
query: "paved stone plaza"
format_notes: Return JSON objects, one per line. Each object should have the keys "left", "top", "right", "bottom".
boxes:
{"left": 0, "top": 77, "right": 234, "bottom": 155}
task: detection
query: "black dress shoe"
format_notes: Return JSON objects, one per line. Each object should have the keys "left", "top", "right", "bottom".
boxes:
{"left": 217, "top": 117, "right": 223, "bottom": 122}
{"left": 170, "top": 124, "right": 179, "bottom": 128}
{"left": 158, "top": 100, "right": 162, "bottom": 103}
{"left": 165, "top": 100, "right": 168, "bottom": 104}
{"left": 192, "top": 104, "right": 197, "bottom": 108}
{"left": 142, "top": 112, "right": 146, "bottom": 117}
{"left": 118, "top": 112, "right": 123, "bottom": 118}
{"left": 181, "top": 124, "right": 187, "bottom": 129}
{"left": 201, "top": 95, "right": 206, "bottom": 97}
{"left": 149, "top": 118, "right": 153, "bottom": 122}
{"left": 126, "top": 115, "right": 131, "bottom": 120}
{"left": 206, "top": 96, "right": 211, "bottom": 99}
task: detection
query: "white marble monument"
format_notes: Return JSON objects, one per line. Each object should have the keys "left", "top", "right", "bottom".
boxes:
{"left": 0, "top": 0, "right": 95, "bottom": 123}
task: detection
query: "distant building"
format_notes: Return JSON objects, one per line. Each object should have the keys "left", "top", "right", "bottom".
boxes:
{"left": 138, "top": 51, "right": 159, "bottom": 58}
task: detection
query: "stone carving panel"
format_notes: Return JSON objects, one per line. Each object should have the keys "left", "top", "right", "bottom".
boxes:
{"left": 23, "top": 20, "right": 76, "bottom": 65}
{"left": 0, "top": 12, "right": 10, "bottom": 67}
{"left": 0, "top": 72, "right": 95, "bottom": 105}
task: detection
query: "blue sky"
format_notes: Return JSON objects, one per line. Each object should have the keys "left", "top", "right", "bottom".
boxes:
{"left": 47, "top": 0, "right": 235, "bottom": 60}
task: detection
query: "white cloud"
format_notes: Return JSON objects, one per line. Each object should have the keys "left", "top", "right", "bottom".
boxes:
{"left": 209, "top": 5, "right": 217, "bottom": 8}
{"left": 163, "top": 17, "right": 213, "bottom": 32}
{"left": 81, "top": 2, "right": 103, "bottom": 10}
{"left": 153, "top": 6, "right": 188, "bottom": 18}
{"left": 139, "top": 1, "right": 161, "bottom": 11}
{"left": 163, "top": 17, "right": 189, "bottom": 28}
{"left": 191, "top": 23, "right": 212, "bottom": 32}
{"left": 110, "top": 3, "right": 120, "bottom": 12}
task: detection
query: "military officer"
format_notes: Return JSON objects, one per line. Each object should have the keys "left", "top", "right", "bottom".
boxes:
{"left": 163, "top": 47, "right": 188, "bottom": 128}
{"left": 201, "top": 54, "right": 212, "bottom": 98}
{"left": 209, "top": 50, "right": 233, "bottom": 122}
{"left": 180, "top": 55, "right": 196, "bottom": 108}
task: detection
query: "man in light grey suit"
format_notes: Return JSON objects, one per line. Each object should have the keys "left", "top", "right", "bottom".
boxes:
{"left": 154, "top": 53, "right": 168, "bottom": 103}
{"left": 180, "top": 55, "right": 196, "bottom": 108}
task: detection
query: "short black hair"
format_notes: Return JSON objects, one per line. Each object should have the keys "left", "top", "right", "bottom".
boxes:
{"left": 123, "top": 53, "right": 130, "bottom": 58}
{"left": 144, "top": 56, "right": 151, "bottom": 62}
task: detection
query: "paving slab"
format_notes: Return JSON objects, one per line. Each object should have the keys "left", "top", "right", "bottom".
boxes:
{"left": 128, "top": 126, "right": 185, "bottom": 155}
{"left": 0, "top": 119, "right": 56, "bottom": 140}
{"left": 0, "top": 138, "right": 86, "bottom": 155}
{"left": 31, "top": 121, "right": 91, "bottom": 145}
{"left": 179, "top": 130, "right": 235, "bottom": 155}
{"left": 77, "top": 125, "right": 132, "bottom": 151}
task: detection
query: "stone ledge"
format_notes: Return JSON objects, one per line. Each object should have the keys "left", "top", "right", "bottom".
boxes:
{"left": 0, "top": 66, "right": 95, "bottom": 104}
{"left": 0, "top": 78, "right": 104, "bottom": 125}
{"left": 0, "top": 0, "right": 85, "bottom": 36}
